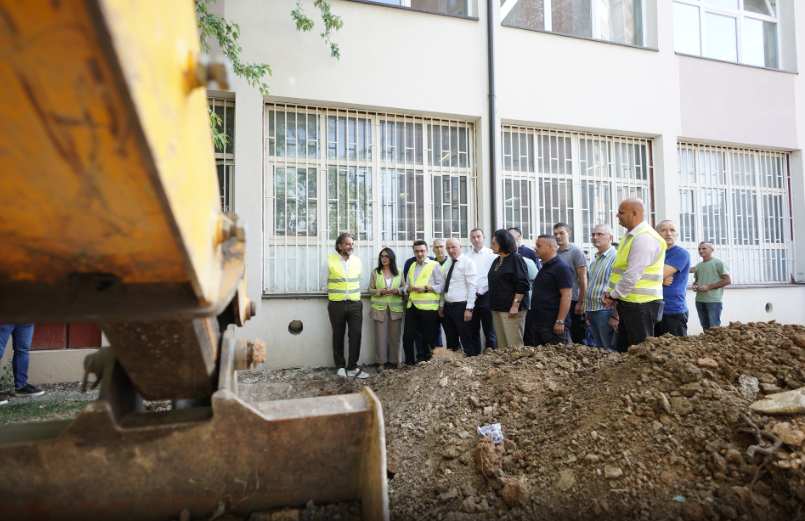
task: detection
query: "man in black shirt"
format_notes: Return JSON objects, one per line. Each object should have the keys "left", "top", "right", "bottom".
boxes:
{"left": 532, "top": 235, "right": 573, "bottom": 345}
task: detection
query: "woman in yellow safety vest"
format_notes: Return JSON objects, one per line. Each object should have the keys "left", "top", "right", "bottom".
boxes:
{"left": 367, "top": 248, "right": 405, "bottom": 372}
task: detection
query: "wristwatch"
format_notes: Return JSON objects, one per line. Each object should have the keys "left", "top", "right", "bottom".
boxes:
{"left": 513, "top": 298, "right": 521, "bottom": 303}
{"left": 555, "top": 319, "right": 564, "bottom": 324}
{"left": 467, "top": 308, "right": 474, "bottom": 312}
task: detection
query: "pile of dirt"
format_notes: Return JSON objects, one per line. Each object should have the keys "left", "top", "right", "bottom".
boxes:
{"left": 370, "top": 321, "right": 805, "bottom": 520}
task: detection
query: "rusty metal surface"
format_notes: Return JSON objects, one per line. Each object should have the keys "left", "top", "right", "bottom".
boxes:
{"left": 0, "top": 390, "right": 387, "bottom": 520}
{"left": 102, "top": 318, "right": 219, "bottom": 401}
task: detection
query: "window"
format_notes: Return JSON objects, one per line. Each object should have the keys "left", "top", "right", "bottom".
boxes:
{"left": 265, "top": 104, "right": 475, "bottom": 294}
{"left": 209, "top": 98, "right": 235, "bottom": 212}
{"left": 502, "top": 127, "right": 654, "bottom": 251}
{"left": 361, "top": 0, "right": 474, "bottom": 16}
{"left": 677, "top": 143, "right": 792, "bottom": 283}
{"left": 501, "top": 0, "right": 645, "bottom": 46}
{"left": 673, "top": 0, "right": 779, "bottom": 68}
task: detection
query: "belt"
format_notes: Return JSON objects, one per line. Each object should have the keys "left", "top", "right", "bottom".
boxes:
{"left": 445, "top": 301, "right": 467, "bottom": 306}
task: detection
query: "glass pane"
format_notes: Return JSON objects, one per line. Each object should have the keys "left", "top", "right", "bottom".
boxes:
{"left": 595, "top": 0, "right": 641, "bottom": 45}
{"left": 743, "top": 0, "right": 771, "bottom": 14}
{"left": 763, "top": 21, "right": 778, "bottom": 69}
{"left": 742, "top": 17, "right": 764, "bottom": 66}
{"left": 673, "top": 2, "right": 701, "bottom": 55}
{"left": 213, "top": 102, "right": 225, "bottom": 154}
{"left": 502, "top": 0, "right": 545, "bottom": 29}
{"left": 552, "top": 0, "right": 592, "bottom": 38}
{"left": 225, "top": 103, "right": 235, "bottom": 152}
{"left": 704, "top": 13, "right": 737, "bottom": 62}
{"left": 705, "top": 0, "right": 737, "bottom": 9}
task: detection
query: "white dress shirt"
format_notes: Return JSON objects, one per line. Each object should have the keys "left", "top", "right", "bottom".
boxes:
{"left": 466, "top": 246, "right": 496, "bottom": 295}
{"left": 320, "top": 255, "right": 363, "bottom": 291}
{"left": 609, "top": 221, "right": 664, "bottom": 299}
{"left": 439, "top": 254, "right": 477, "bottom": 309}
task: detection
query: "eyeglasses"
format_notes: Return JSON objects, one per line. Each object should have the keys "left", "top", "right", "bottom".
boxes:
{"left": 380, "top": 254, "right": 389, "bottom": 258}
{"left": 590, "top": 233, "right": 607, "bottom": 237}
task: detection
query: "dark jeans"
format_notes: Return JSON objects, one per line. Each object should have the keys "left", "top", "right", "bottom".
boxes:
{"left": 696, "top": 301, "right": 723, "bottom": 331}
{"left": 414, "top": 317, "right": 443, "bottom": 358}
{"left": 655, "top": 311, "right": 689, "bottom": 337}
{"left": 442, "top": 302, "right": 476, "bottom": 356}
{"left": 0, "top": 324, "right": 35, "bottom": 388}
{"left": 615, "top": 300, "right": 664, "bottom": 353}
{"left": 403, "top": 306, "right": 439, "bottom": 365}
{"left": 533, "top": 324, "right": 569, "bottom": 346}
{"left": 569, "top": 301, "right": 589, "bottom": 345}
{"left": 587, "top": 309, "right": 617, "bottom": 352}
{"left": 470, "top": 292, "right": 496, "bottom": 354}
{"left": 523, "top": 307, "right": 535, "bottom": 347}
{"left": 327, "top": 300, "right": 363, "bottom": 370}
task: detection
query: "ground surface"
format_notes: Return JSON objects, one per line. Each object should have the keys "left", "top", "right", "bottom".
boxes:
{"left": 9, "top": 321, "right": 805, "bottom": 520}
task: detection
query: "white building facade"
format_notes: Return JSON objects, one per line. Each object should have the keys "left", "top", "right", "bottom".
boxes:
{"left": 214, "top": 0, "right": 805, "bottom": 369}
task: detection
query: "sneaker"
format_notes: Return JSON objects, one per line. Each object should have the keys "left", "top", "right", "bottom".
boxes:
{"left": 15, "top": 383, "right": 44, "bottom": 397}
{"left": 346, "top": 369, "right": 371, "bottom": 379}
{"left": 336, "top": 368, "right": 347, "bottom": 378}
{"left": 0, "top": 396, "right": 7, "bottom": 406}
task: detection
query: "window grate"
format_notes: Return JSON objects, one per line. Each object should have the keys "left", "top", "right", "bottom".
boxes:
{"left": 209, "top": 97, "right": 235, "bottom": 212}
{"left": 265, "top": 104, "right": 475, "bottom": 294}
{"left": 677, "top": 142, "right": 793, "bottom": 284}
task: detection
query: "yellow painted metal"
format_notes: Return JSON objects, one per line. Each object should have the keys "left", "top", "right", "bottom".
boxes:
{"left": 0, "top": 0, "right": 222, "bottom": 307}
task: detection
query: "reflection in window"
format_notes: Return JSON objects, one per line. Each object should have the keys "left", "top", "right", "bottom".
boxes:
{"left": 704, "top": 12, "right": 737, "bottom": 62}
{"left": 433, "top": 174, "right": 469, "bottom": 238}
{"left": 673, "top": 3, "right": 701, "bottom": 56}
{"left": 429, "top": 125, "right": 469, "bottom": 168}
{"left": 328, "top": 116, "right": 371, "bottom": 162}
{"left": 275, "top": 167, "right": 318, "bottom": 237}
{"left": 742, "top": 17, "right": 777, "bottom": 68}
{"left": 503, "top": 179, "right": 533, "bottom": 240}
{"left": 502, "top": 0, "right": 644, "bottom": 46}
{"left": 210, "top": 98, "right": 235, "bottom": 212}
{"left": 366, "top": 0, "right": 472, "bottom": 16}
{"left": 328, "top": 165, "right": 372, "bottom": 241}
{"left": 381, "top": 168, "right": 424, "bottom": 241}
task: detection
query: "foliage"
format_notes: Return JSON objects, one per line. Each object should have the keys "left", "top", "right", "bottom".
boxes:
{"left": 0, "top": 400, "right": 88, "bottom": 425}
{"left": 0, "top": 365, "right": 12, "bottom": 391}
{"left": 195, "top": 0, "right": 342, "bottom": 146}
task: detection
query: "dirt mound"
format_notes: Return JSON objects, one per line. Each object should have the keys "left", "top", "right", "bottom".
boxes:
{"left": 376, "top": 321, "right": 805, "bottom": 520}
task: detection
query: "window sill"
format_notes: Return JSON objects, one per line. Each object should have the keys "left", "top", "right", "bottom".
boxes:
{"left": 502, "top": 23, "right": 658, "bottom": 52}
{"left": 343, "top": 0, "right": 479, "bottom": 21}
{"left": 263, "top": 292, "right": 371, "bottom": 300}
{"left": 675, "top": 53, "right": 797, "bottom": 75}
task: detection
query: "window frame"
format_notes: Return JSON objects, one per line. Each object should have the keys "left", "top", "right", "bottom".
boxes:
{"left": 209, "top": 97, "right": 235, "bottom": 212}
{"left": 264, "top": 103, "right": 476, "bottom": 296}
{"left": 677, "top": 142, "right": 793, "bottom": 284}
{"left": 673, "top": 0, "right": 781, "bottom": 69}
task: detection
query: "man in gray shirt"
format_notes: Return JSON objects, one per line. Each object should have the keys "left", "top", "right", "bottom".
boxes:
{"left": 553, "top": 223, "right": 589, "bottom": 344}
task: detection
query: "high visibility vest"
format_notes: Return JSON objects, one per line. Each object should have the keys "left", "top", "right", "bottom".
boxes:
{"left": 609, "top": 225, "right": 667, "bottom": 303}
{"left": 407, "top": 261, "right": 441, "bottom": 310}
{"left": 371, "top": 271, "right": 404, "bottom": 313}
{"left": 327, "top": 254, "right": 361, "bottom": 301}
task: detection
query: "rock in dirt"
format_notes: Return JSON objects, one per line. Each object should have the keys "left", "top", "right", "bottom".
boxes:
{"left": 749, "top": 387, "right": 805, "bottom": 415}
{"left": 555, "top": 469, "right": 575, "bottom": 491}
{"left": 772, "top": 422, "right": 805, "bottom": 446}
{"left": 475, "top": 437, "right": 503, "bottom": 477}
{"left": 502, "top": 478, "right": 531, "bottom": 507}
{"left": 604, "top": 466, "right": 623, "bottom": 479}
{"left": 738, "top": 375, "right": 760, "bottom": 401}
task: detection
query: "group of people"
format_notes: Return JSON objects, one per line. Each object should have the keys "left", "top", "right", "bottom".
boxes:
{"left": 321, "top": 197, "right": 732, "bottom": 378}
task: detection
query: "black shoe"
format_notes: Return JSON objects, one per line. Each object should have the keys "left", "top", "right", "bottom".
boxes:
{"left": 14, "top": 383, "right": 44, "bottom": 397}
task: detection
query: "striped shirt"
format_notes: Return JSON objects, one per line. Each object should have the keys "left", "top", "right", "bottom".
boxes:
{"left": 583, "top": 246, "right": 617, "bottom": 312}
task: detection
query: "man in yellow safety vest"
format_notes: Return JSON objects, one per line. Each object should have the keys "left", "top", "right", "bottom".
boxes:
{"left": 320, "top": 233, "right": 370, "bottom": 379}
{"left": 402, "top": 240, "right": 445, "bottom": 366}
{"left": 601, "top": 198, "right": 667, "bottom": 352}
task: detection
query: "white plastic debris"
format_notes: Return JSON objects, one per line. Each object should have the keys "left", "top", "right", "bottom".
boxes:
{"left": 738, "top": 375, "right": 760, "bottom": 402}
{"left": 477, "top": 423, "right": 504, "bottom": 445}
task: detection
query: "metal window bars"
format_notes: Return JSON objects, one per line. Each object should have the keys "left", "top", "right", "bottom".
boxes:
{"left": 209, "top": 97, "right": 235, "bottom": 212}
{"left": 265, "top": 104, "right": 475, "bottom": 294}
{"left": 677, "top": 142, "right": 793, "bottom": 284}
{"left": 501, "top": 126, "right": 654, "bottom": 251}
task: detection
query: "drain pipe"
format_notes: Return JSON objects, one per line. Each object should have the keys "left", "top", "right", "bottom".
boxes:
{"left": 486, "top": 0, "right": 499, "bottom": 230}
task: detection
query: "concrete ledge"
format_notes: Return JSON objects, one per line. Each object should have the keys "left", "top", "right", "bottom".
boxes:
{"left": 1, "top": 348, "right": 93, "bottom": 385}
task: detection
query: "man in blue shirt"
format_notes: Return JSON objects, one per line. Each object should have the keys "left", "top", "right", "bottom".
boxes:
{"left": 532, "top": 235, "right": 573, "bottom": 345}
{"left": 655, "top": 220, "right": 690, "bottom": 336}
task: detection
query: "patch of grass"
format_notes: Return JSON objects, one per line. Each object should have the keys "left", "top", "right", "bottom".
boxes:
{"left": 0, "top": 400, "right": 88, "bottom": 425}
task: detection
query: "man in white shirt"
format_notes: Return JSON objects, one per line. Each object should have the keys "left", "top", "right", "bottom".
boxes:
{"left": 439, "top": 238, "right": 477, "bottom": 356}
{"left": 466, "top": 228, "right": 497, "bottom": 354}
{"left": 319, "top": 233, "right": 370, "bottom": 379}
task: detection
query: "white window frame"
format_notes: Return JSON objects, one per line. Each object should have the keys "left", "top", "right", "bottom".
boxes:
{"left": 501, "top": 0, "right": 647, "bottom": 47}
{"left": 501, "top": 126, "right": 654, "bottom": 251}
{"left": 673, "top": 0, "right": 781, "bottom": 68}
{"left": 264, "top": 103, "right": 476, "bottom": 295}
{"left": 677, "top": 142, "right": 793, "bottom": 284}
{"left": 209, "top": 97, "right": 235, "bottom": 212}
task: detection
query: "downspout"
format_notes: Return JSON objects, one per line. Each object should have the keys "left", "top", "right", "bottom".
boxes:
{"left": 487, "top": 0, "right": 499, "bottom": 230}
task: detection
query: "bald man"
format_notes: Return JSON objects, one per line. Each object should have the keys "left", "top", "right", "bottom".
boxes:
{"left": 439, "top": 238, "right": 477, "bottom": 356}
{"left": 601, "top": 198, "right": 666, "bottom": 351}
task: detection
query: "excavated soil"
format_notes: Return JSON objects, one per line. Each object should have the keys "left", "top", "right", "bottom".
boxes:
{"left": 240, "top": 321, "right": 805, "bottom": 521}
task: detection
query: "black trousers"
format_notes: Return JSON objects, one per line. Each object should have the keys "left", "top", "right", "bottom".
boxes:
{"left": 533, "top": 324, "right": 569, "bottom": 346}
{"left": 442, "top": 302, "right": 476, "bottom": 356}
{"left": 403, "top": 306, "right": 439, "bottom": 365}
{"left": 470, "top": 292, "right": 496, "bottom": 354}
{"left": 327, "top": 300, "right": 363, "bottom": 370}
{"left": 523, "top": 307, "right": 535, "bottom": 347}
{"left": 615, "top": 300, "right": 664, "bottom": 353}
{"left": 655, "top": 311, "right": 688, "bottom": 337}
{"left": 569, "top": 300, "right": 589, "bottom": 344}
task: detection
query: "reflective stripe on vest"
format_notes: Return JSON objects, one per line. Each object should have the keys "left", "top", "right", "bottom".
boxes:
{"left": 327, "top": 254, "right": 361, "bottom": 301}
{"left": 371, "top": 271, "right": 404, "bottom": 312}
{"left": 609, "top": 225, "right": 667, "bottom": 303}
{"left": 407, "top": 261, "right": 441, "bottom": 310}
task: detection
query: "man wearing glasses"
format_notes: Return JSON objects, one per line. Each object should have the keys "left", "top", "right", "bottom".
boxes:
{"left": 402, "top": 240, "right": 445, "bottom": 366}
{"left": 583, "top": 225, "right": 619, "bottom": 351}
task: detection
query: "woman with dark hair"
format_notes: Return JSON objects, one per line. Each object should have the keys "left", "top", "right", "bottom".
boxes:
{"left": 367, "top": 248, "right": 404, "bottom": 371}
{"left": 487, "top": 229, "right": 530, "bottom": 348}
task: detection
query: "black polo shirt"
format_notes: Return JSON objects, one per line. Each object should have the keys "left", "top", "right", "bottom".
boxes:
{"left": 531, "top": 255, "right": 574, "bottom": 327}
